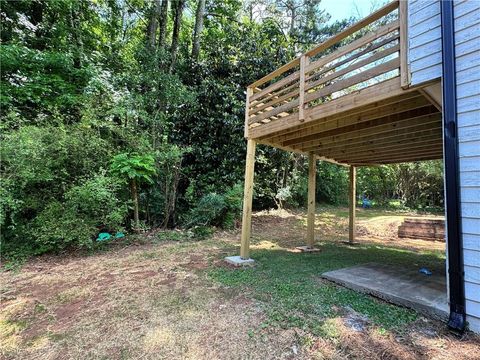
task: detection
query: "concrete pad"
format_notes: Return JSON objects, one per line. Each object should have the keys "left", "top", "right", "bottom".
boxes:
{"left": 322, "top": 263, "right": 448, "bottom": 320}
{"left": 341, "top": 241, "right": 361, "bottom": 246}
{"left": 296, "top": 246, "right": 321, "bottom": 253}
{"left": 224, "top": 256, "right": 255, "bottom": 267}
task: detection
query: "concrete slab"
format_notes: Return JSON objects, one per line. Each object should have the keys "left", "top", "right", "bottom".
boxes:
{"left": 296, "top": 246, "right": 321, "bottom": 252}
{"left": 225, "top": 256, "right": 255, "bottom": 267}
{"left": 322, "top": 263, "right": 448, "bottom": 320}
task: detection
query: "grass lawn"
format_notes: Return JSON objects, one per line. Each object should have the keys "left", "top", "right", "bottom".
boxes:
{"left": 1, "top": 207, "right": 479, "bottom": 359}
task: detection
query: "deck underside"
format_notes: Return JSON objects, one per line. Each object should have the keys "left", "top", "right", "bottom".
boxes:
{"left": 251, "top": 78, "right": 443, "bottom": 166}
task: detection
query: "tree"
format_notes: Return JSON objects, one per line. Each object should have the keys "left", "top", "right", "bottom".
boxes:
{"left": 110, "top": 153, "right": 157, "bottom": 229}
{"left": 170, "top": 0, "right": 186, "bottom": 72}
{"left": 158, "top": 0, "right": 169, "bottom": 48}
{"left": 192, "top": 0, "right": 206, "bottom": 61}
{"left": 147, "top": 0, "right": 162, "bottom": 48}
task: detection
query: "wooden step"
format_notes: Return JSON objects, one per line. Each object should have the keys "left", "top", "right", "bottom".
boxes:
{"left": 398, "top": 217, "right": 445, "bottom": 241}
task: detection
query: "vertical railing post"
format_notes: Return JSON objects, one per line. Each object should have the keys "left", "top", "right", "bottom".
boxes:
{"left": 244, "top": 87, "right": 253, "bottom": 138}
{"left": 399, "top": 0, "right": 410, "bottom": 88}
{"left": 299, "top": 55, "right": 308, "bottom": 121}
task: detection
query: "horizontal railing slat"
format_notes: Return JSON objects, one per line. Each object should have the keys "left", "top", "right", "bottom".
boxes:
{"left": 245, "top": 0, "right": 402, "bottom": 139}
{"left": 305, "top": 20, "right": 400, "bottom": 74}
{"left": 305, "top": 57, "right": 400, "bottom": 103}
{"left": 305, "top": 33, "right": 399, "bottom": 83}
{"left": 305, "top": 44, "right": 400, "bottom": 92}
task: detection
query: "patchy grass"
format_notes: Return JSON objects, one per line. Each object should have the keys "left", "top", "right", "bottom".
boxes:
{"left": 1, "top": 208, "right": 479, "bottom": 359}
{"left": 209, "top": 242, "right": 442, "bottom": 333}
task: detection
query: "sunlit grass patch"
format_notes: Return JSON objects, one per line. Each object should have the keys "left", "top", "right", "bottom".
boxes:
{"left": 209, "top": 242, "right": 444, "bottom": 337}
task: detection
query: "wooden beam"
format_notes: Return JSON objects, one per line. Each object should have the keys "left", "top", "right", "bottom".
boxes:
{"left": 317, "top": 132, "right": 442, "bottom": 155}
{"left": 256, "top": 139, "right": 348, "bottom": 167}
{"left": 418, "top": 88, "right": 442, "bottom": 111}
{"left": 249, "top": 77, "right": 416, "bottom": 139}
{"left": 305, "top": 44, "right": 400, "bottom": 93}
{"left": 333, "top": 144, "right": 444, "bottom": 162}
{"left": 337, "top": 149, "right": 443, "bottom": 163}
{"left": 399, "top": 0, "right": 410, "bottom": 88}
{"left": 307, "top": 153, "right": 316, "bottom": 248}
{"left": 322, "top": 139, "right": 443, "bottom": 158}
{"left": 244, "top": 87, "right": 252, "bottom": 138}
{"left": 298, "top": 113, "right": 441, "bottom": 152}
{"left": 284, "top": 104, "right": 436, "bottom": 147}
{"left": 351, "top": 154, "right": 443, "bottom": 165}
{"left": 349, "top": 166, "right": 356, "bottom": 243}
{"left": 263, "top": 91, "right": 422, "bottom": 142}
{"left": 240, "top": 139, "right": 256, "bottom": 259}
{"left": 312, "top": 126, "right": 442, "bottom": 153}
{"left": 299, "top": 55, "right": 307, "bottom": 121}
{"left": 305, "top": 30, "right": 399, "bottom": 81}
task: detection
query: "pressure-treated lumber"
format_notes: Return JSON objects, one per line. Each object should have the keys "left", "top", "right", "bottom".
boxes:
{"left": 249, "top": 77, "right": 415, "bottom": 138}
{"left": 299, "top": 55, "right": 307, "bottom": 121}
{"left": 240, "top": 139, "right": 256, "bottom": 259}
{"left": 244, "top": 87, "right": 252, "bottom": 138}
{"left": 298, "top": 112, "right": 441, "bottom": 152}
{"left": 307, "top": 153, "right": 316, "bottom": 247}
{"left": 304, "top": 58, "right": 400, "bottom": 104}
{"left": 284, "top": 105, "right": 436, "bottom": 147}
{"left": 399, "top": 0, "right": 410, "bottom": 88}
{"left": 305, "top": 44, "right": 400, "bottom": 93}
{"left": 349, "top": 166, "right": 356, "bottom": 243}
{"left": 263, "top": 91, "right": 423, "bottom": 142}
{"left": 312, "top": 125, "right": 442, "bottom": 153}
{"left": 248, "top": 0, "right": 398, "bottom": 90}
{"left": 305, "top": 1, "right": 399, "bottom": 58}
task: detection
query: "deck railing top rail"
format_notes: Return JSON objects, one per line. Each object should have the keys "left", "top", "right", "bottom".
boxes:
{"left": 245, "top": 0, "right": 408, "bottom": 140}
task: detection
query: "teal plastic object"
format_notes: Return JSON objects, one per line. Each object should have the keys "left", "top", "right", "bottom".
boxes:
{"left": 96, "top": 232, "right": 111, "bottom": 242}
{"left": 115, "top": 231, "right": 125, "bottom": 238}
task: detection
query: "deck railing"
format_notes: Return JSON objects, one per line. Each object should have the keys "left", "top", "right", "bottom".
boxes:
{"left": 245, "top": 0, "right": 408, "bottom": 139}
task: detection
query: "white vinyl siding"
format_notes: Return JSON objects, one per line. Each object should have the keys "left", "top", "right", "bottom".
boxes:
{"left": 408, "top": 0, "right": 442, "bottom": 85}
{"left": 454, "top": 0, "right": 480, "bottom": 333}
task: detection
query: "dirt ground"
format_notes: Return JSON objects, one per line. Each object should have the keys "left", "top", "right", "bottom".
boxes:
{"left": 1, "top": 208, "right": 479, "bottom": 360}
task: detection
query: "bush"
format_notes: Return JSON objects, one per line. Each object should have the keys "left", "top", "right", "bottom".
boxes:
{"left": 0, "top": 126, "right": 123, "bottom": 258}
{"left": 186, "top": 183, "right": 243, "bottom": 230}
{"left": 31, "top": 173, "right": 127, "bottom": 252}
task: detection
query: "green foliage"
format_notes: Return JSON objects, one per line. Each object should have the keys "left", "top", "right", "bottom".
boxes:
{"left": 187, "top": 184, "right": 243, "bottom": 230}
{"left": 110, "top": 153, "right": 157, "bottom": 184}
{"left": 316, "top": 162, "right": 349, "bottom": 205}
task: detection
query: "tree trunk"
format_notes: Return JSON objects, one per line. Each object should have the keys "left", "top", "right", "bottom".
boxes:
{"left": 131, "top": 179, "right": 140, "bottom": 229}
{"left": 169, "top": 0, "right": 186, "bottom": 72}
{"left": 147, "top": 0, "right": 162, "bottom": 48}
{"left": 158, "top": 0, "right": 169, "bottom": 48}
{"left": 191, "top": 0, "right": 206, "bottom": 61}
{"left": 69, "top": 3, "right": 84, "bottom": 68}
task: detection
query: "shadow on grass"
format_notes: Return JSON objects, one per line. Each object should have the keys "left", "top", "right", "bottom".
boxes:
{"left": 209, "top": 242, "right": 445, "bottom": 336}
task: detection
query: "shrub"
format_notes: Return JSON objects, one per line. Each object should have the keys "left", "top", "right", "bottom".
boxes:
{"left": 31, "top": 173, "right": 128, "bottom": 252}
{"left": 186, "top": 183, "right": 243, "bottom": 230}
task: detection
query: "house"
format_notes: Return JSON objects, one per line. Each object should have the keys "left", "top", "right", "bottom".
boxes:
{"left": 226, "top": 0, "right": 480, "bottom": 333}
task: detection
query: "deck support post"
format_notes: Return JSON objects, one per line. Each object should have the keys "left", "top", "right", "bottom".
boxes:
{"left": 240, "top": 139, "right": 256, "bottom": 260}
{"left": 349, "top": 166, "right": 356, "bottom": 243}
{"left": 306, "top": 153, "right": 317, "bottom": 248}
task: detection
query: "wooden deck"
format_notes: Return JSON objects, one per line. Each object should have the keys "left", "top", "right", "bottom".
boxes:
{"left": 244, "top": 0, "right": 442, "bottom": 166}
